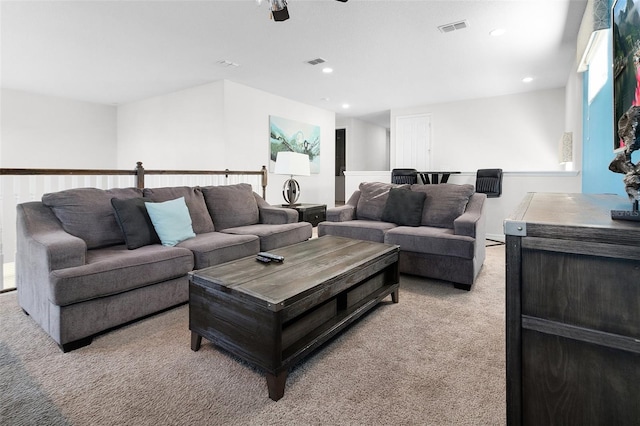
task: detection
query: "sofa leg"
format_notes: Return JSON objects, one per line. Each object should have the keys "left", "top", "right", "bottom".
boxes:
{"left": 453, "top": 282, "right": 472, "bottom": 291}
{"left": 59, "top": 336, "right": 93, "bottom": 353}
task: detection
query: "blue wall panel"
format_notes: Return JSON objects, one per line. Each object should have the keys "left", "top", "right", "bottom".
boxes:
{"left": 581, "top": 1, "right": 627, "bottom": 198}
{"left": 582, "top": 71, "right": 624, "bottom": 195}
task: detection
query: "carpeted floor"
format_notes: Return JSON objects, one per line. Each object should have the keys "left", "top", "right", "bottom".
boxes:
{"left": 0, "top": 245, "right": 506, "bottom": 426}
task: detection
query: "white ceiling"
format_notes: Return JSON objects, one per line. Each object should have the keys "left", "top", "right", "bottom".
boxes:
{"left": 1, "top": 0, "right": 588, "bottom": 128}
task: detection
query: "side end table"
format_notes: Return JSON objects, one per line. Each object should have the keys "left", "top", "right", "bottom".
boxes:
{"left": 282, "top": 203, "right": 326, "bottom": 226}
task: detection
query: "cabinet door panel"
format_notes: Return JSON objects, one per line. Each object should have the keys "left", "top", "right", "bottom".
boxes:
{"left": 521, "top": 248, "right": 640, "bottom": 338}
{"left": 522, "top": 330, "right": 640, "bottom": 426}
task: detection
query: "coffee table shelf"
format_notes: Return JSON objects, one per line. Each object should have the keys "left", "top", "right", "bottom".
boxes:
{"left": 281, "top": 281, "right": 398, "bottom": 364}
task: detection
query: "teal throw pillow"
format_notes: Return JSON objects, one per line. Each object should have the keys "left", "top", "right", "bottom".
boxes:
{"left": 381, "top": 188, "right": 426, "bottom": 227}
{"left": 145, "top": 197, "right": 196, "bottom": 247}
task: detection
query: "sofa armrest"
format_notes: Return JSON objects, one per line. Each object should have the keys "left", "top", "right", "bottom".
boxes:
{"left": 17, "top": 202, "right": 87, "bottom": 271}
{"left": 16, "top": 202, "right": 87, "bottom": 328}
{"left": 253, "top": 193, "right": 298, "bottom": 224}
{"left": 326, "top": 205, "right": 356, "bottom": 222}
{"left": 453, "top": 193, "right": 486, "bottom": 238}
{"left": 259, "top": 206, "right": 298, "bottom": 224}
{"left": 31, "top": 229, "right": 87, "bottom": 270}
{"left": 326, "top": 190, "right": 360, "bottom": 222}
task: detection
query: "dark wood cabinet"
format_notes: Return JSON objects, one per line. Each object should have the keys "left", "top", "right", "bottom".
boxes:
{"left": 505, "top": 193, "right": 640, "bottom": 426}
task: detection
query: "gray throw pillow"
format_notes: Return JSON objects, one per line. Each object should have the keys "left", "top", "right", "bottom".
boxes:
{"left": 42, "top": 187, "right": 143, "bottom": 249}
{"left": 111, "top": 197, "right": 161, "bottom": 249}
{"left": 381, "top": 188, "right": 426, "bottom": 227}
{"left": 201, "top": 183, "right": 259, "bottom": 230}
{"left": 142, "top": 186, "right": 214, "bottom": 234}
{"left": 410, "top": 183, "right": 475, "bottom": 228}
{"left": 356, "top": 182, "right": 409, "bottom": 221}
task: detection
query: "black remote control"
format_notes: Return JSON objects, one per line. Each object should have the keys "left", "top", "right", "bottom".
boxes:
{"left": 256, "top": 255, "right": 271, "bottom": 263}
{"left": 611, "top": 210, "right": 640, "bottom": 221}
{"left": 258, "top": 252, "right": 285, "bottom": 262}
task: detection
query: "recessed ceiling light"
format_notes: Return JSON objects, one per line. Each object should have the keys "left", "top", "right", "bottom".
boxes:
{"left": 490, "top": 28, "right": 506, "bottom": 37}
{"left": 322, "top": 67, "right": 333, "bottom": 74}
{"left": 342, "top": 103, "right": 350, "bottom": 109}
{"left": 522, "top": 77, "right": 534, "bottom": 83}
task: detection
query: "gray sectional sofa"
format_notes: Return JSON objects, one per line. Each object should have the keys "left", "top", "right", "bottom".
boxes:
{"left": 318, "top": 182, "right": 486, "bottom": 290}
{"left": 16, "top": 183, "right": 311, "bottom": 351}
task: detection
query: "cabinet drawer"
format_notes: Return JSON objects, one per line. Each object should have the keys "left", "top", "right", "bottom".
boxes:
{"left": 298, "top": 206, "right": 326, "bottom": 226}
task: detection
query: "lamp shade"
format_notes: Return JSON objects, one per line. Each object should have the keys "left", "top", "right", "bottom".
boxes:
{"left": 274, "top": 151, "right": 310, "bottom": 176}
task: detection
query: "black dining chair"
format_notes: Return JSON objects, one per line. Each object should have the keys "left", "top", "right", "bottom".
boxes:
{"left": 475, "top": 168, "right": 503, "bottom": 198}
{"left": 391, "top": 168, "right": 418, "bottom": 184}
{"left": 476, "top": 168, "right": 504, "bottom": 247}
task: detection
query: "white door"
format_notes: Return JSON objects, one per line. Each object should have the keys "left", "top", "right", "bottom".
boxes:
{"left": 393, "top": 114, "right": 431, "bottom": 170}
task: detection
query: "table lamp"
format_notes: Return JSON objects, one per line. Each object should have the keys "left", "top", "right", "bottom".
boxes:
{"left": 274, "top": 151, "right": 310, "bottom": 206}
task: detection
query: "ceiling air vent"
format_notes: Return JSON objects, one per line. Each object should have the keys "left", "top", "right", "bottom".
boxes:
{"left": 306, "top": 58, "right": 326, "bottom": 65}
{"left": 218, "top": 60, "right": 239, "bottom": 67}
{"left": 438, "top": 20, "right": 469, "bottom": 33}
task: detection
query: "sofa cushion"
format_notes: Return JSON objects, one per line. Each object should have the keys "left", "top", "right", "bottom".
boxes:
{"left": 317, "top": 219, "right": 396, "bottom": 243}
{"left": 356, "top": 182, "right": 408, "bottom": 221}
{"left": 201, "top": 183, "right": 259, "bottom": 230}
{"left": 222, "top": 222, "right": 312, "bottom": 251}
{"left": 49, "top": 244, "right": 194, "bottom": 306}
{"left": 410, "top": 184, "right": 475, "bottom": 229}
{"left": 145, "top": 197, "right": 196, "bottom": 247}
{"left": 111, "top": 197, "right": 161, "bottom": 249}
{"left": 384, "top": 226, "right": 475, "bottom": 259}
{"left": 142, "top": 187, "right": 214, "bottom": 234}
{"left": 381, "top": 188, "right": 426, "bottom": 227}
{"left": 42, "top": 187, "right": 143, "bottom": 249}
{"left": 176, "top": 232, "right": 260, "bottom": 270}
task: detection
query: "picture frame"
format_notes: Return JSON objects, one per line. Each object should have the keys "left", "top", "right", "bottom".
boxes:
{"left": 269, "top": 116, "right": 320, "bottom": 173}
{"left": 612, "top": 0, "right": 640, "bottom": 152}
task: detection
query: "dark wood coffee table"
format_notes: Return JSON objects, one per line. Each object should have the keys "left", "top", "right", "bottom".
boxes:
{"left": 189, "top": 235, "right": 399, "bottom": 401}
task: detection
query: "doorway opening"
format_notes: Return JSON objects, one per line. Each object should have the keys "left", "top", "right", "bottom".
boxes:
{"left": 335, "top": 128, "right": 346, "bottom": 205}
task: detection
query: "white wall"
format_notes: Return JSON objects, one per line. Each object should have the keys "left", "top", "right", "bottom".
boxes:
{"left": 564, "top": 70, "right": 584, "bottom": 174}
{"left": 1, "top": 89, "right": 117, "bottom": 168}
{"left": 391, "top": 88, "right": 567, "bottom": 172}
{"left": 0, "top": 89, "right": 118, "bottom": 269}
{"left": 336, "top": 117, "right": 388, "bottom": 171}
{"left": 117, "top": 82, "right": 225, "bottom": 170}
{"left": 223, "top": 80, "right": 335, "bottom": 206}
{"left": 1, "top": 84, "right": 580, "bottom": 244}
{"left": 341, "top": 88, "right": 582, "bottom": 241}
{"left": 117, "top": 80, "right": 335, "bottom": 206}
